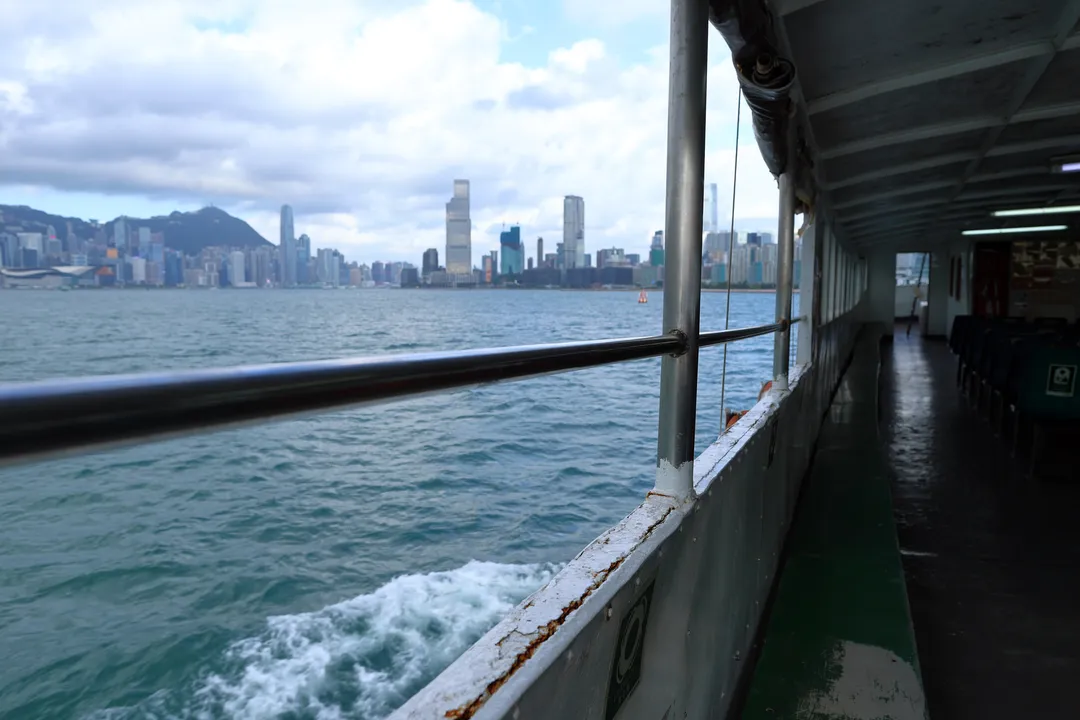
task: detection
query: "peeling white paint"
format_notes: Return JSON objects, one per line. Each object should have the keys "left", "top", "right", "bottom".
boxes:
{"left": 797, "top": 641, "right": 927, "bottom": 720}
{"left": 391, "top": 495, "right": 681, "bottom": 720}
{"left": 653, "top": 458, "right": 694, "bottom": 500}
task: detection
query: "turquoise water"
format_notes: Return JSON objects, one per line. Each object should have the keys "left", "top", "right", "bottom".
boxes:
{"left": 0, "top": 289, "right": 794, "bottom": 719}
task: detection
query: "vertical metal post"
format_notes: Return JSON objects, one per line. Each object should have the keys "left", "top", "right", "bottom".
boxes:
{"left": 654, "top": 0, "right": 708, "bottom": 501}
{"left": 795, "top": 220, "right": 817, "bottom": 367}
{"left": 773, "top": 161, "right": 797, "bottom": 389}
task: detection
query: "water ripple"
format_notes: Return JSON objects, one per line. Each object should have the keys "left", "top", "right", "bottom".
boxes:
{"left": 0, "top": 288, "right": 794, "bottom": 719}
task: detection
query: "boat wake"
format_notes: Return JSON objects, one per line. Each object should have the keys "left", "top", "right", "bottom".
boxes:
{"left": 88, "top": 561, "right": 559, "bottom": 720}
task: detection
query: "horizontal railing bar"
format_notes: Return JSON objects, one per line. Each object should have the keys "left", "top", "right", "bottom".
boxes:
{"left": 699, "top": 320, "right": 786, "bottom": 348}
{"left": 0, "top": 322, "right": 782, "bottom": 468}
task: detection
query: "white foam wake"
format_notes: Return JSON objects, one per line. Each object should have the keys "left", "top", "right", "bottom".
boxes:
{"left": 86, "top": 560, "right": 558, "bottom": 720}
{"left": 197, "top": 560, "right": 557, "bottom": 720}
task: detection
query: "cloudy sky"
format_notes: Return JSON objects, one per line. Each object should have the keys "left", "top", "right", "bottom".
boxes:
{"left": 0, "top": 0, "right": 779, "bottom": 265}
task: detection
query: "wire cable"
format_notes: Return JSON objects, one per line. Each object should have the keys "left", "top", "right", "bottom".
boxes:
{"left": 719, "top": 88, "right": 742, "bottom": 430}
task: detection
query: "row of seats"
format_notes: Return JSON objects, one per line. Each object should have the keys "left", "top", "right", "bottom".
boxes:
{"left": 950, "top": 315, "right": 1080, "bottom": 479}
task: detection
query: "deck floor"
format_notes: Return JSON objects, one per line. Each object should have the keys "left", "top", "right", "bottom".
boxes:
{"left": 881, "top": 330, "right": 1080, "bottom": 719}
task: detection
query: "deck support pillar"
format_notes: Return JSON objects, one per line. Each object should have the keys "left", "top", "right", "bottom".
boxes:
{"left": 773, "top": 150, "right": 797, "bottom": 389}
{"left": 654, "top": 0, "right": 708, "bottom": 501}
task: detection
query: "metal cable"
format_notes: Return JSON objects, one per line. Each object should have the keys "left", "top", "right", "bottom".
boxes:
{"left": 719, "top": 87, "right": 742, "bottom": 430}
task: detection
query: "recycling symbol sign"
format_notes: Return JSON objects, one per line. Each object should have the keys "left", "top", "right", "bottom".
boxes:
{"left": 1046, "top": 364, "right": 1077, "bottom": 398}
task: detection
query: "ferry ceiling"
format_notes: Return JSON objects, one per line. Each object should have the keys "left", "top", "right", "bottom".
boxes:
{"left": 711, "top": 0, "right": 1080, "bottom": 251}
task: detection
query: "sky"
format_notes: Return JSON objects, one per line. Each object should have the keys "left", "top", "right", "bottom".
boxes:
{"left": 0, "top": 0, "right": 780, "bottom": 265}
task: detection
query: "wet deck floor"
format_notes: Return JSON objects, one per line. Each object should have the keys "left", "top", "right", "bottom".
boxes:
{"left": 881, "top": 330, "right": 1080, "bottom": 719}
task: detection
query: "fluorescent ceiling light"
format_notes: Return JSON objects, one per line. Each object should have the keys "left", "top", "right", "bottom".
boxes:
{"left": 1050, "top": 154, "right": 1080, "bottom": 173}
{"left": 962, "top": 225, "right": 1067, "bottom": 236}
{"left": 992, "top": 204, "right": 1080, "bottom": 217}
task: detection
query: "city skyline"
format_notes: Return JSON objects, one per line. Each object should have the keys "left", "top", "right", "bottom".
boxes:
{"left": 266, "top": 176, "right": 776, "bottom": 270}
{"left": 2, "top": 195, "right": 793, "bottom": 290}
{"left": 3, "top": 184, "right": 781, "bottom": 285}
{"left": 0, "top": 2, "right": 779, "bottom": 266}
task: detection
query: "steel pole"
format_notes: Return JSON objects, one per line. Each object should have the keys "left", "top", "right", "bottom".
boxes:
{"left": 655, "top": 0, "right": 708, "bottom": 500}
{"left": 772, "top": 165, "right": 797, "bottom": 388}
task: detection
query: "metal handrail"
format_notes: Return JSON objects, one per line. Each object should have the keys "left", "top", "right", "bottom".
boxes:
{"left": 0, "top": 321, "right": 784, "bottom": 467}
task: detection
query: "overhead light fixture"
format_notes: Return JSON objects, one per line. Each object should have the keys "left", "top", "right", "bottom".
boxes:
{"left": 992, "top": 204, "right": 1080, "bottom": 217}
{"left": 1050, "top": 154, "right": 1080, "bottom": 173}
{"left": 962, "top": 225, "right": 1067, "bottom": 236}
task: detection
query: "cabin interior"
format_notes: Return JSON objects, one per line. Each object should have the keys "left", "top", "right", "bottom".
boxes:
{"left": 737, "top": 0, "right": 1080, "bottom": 717}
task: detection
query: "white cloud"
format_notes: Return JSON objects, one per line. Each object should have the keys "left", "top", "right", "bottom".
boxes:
{"left": 0, "top": 0, "right": 778, "bottom": 264}
{"left": 560, "top": 0, "right": 666, "bottom": 27}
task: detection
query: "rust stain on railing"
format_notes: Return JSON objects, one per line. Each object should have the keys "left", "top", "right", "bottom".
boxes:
{"left": 444, "top": 505, "right": 675, "bottom": 719}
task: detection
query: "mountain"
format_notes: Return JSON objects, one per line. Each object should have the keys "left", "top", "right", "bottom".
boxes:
{"left": 0, "top": 204, "right": 96, "bottom": 239}
{"left": 0, "top": 204, "right": 272, "bottom": 255}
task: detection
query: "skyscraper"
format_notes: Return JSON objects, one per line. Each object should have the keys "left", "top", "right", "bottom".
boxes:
{"left": 229, "top": 251, "right": 246, "bottom": 287}
{"left": 704, "top": 183, "right": 719, "bottom": 234}
{"left": 316, "top": 248, "right": 341, "bottom": 287}
{"left": 499, "top": 226, "right": 523, "bottom": 276}
{"left": 649, "top": 230, "right": 665, "bottom": 267}
{"left": 445, "top": 180, "right": 471, "bottom": 274}
{"left": 537, "top": 237, "right": 544, "bottom": 269}
{"left": 114, "top": 217, "right": 127, "bottom": 249}
{"left": 137, "top": 226, "right": 151, "bottom": 252}
{"left": 704, "top": 231, "right": 732, "bottom": 262}
{"left": 565, "top": 195, "right": 583, "bottom": 268}
{"left": 422, "top": 248, "right": 439, "bottom": 276}
{"left": 563, "top": 196, "right": 585, "bottom": 269}
{"left": 280, "top": 205, "right": 296, "bottom": 286}
{"left": 296, "top": 233, "right": 311, "bottom": 284}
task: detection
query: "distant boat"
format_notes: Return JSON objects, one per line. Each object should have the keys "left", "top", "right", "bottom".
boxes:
{"left": 638, "top": 289, "right": 648, "bottom": 304}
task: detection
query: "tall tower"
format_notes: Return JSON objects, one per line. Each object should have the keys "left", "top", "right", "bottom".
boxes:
{"left": 563, "top": 196, "right": 585, "bottom": 269}
{"left": 422, "top": 248, "right": 439, "bottom": 276}
{"left": 280, "top": 205, "right": 296, "bottom": 286}
{"left": 114, "top": 216, "right": 128, "bottom": 249}
{"left": 650, "top": 230, "right": 665, "bottom": 267}
{"left": 706, "top": 183, "right": 719, "bottom": 234}
{"left": 445, "top": 180, "right": 472, "bottom": 274}
{"left": 296, "top": 233, "right": 311, "bottom": 285}
{"left": 537, "top": 237, "right": 544, "bottom": 268}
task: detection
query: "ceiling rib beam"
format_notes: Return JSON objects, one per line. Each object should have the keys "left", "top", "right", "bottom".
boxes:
{"left": 820, "top": 118, "right": 999, "bottom": 159}
{"left": 851, "top": 226, "right": 932, "bottom": 245}
{"left": 848, "top": 220, "right": 939, "bottom": 238}
{"left": 926, "top": 1, "right": 1080, "bottom": 229}
{"left": 846, "top": 207, "right": 990, "bottom": 232}
{"left": 840, "top": 199, "right": 949, "bottom": 223}
{"left": 810, "top": 34, "right": 1080, "bottom": 117}
{"left": 985, "top": 134, "right": 1080, "bottom": 158}
{"left": 845, "top": 206, "right": 940, "bottom": 225}
{"left": 966, "top": 166, "right": 1060, "bottom": 184}
{"left": 1013, "top": 99, "right": 1080, "bottom": 123}
{"left": 819, "top": 100, "right": 1080, "bottom": 161}
{"left": 858, "top": 236, "right": 940, "bottom": 252}
{"left": 860, "top": 222, "right": 977, "bottom": 242}
{"left": 957, "top": 183, "right": 1077, "bottom": 202}
{"left": 825, "top": 152, "right": 978, "bottom": 190}
{"left": 808, "top": 41, "right": 1053, "bottom": 116}
{"left": 827, "top": 130, "right": 1080, "bottom": 191}
{"left": 832, "top": 180, "right": 958, "bottom": 211}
